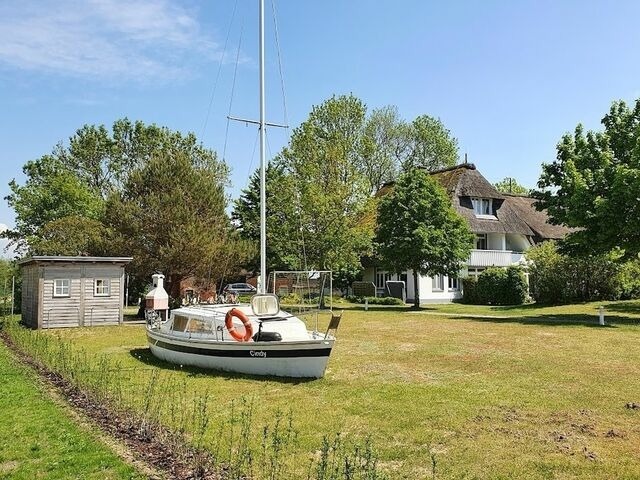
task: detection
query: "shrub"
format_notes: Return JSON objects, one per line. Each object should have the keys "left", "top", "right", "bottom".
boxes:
{"left": 526, "top": 241, "right": 635, "bottom": 304}
{"left": 461, "top": 276, "right": 479, "bottom": 304}
{"left": 345, "top": 295, "right": 405, "bottom": 305}
{"left": 463, "top": 266, "right": 528, "bottom": 305}
{"left": 525, "top": 241, "right": 566, "bottom": 304}
{"left": 617, "top": 260, "right": 640, "bottom": 300}
{"left": 505, "top": 266, "right": 529, "bottom": 305}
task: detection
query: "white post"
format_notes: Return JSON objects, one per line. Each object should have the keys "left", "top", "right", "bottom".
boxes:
{"left": 364, "top": 297, "right": 368, "bottom": 311}
{"left": 598, "top": 306, "right": 605, "bottom": 326}
{"left": 258, "top": 0, "right": 266, "bottom": 295}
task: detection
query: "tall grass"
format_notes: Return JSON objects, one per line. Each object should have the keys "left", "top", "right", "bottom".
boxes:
{"left": 3, "top": 320, "right": 387, "bottom": 480}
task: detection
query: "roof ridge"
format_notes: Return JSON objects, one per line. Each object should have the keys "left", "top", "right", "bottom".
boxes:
{"left": 422, "top": 163, "right": 476, "bottom": 175}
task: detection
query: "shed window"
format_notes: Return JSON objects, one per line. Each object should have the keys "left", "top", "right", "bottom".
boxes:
{"left": 54, "top": 279, "right": 70, "bottom": 297}
{"left": 94, "top": 279, "right": 110, "bottom": 296}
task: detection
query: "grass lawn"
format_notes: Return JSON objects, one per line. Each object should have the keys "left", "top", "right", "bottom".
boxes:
{"left": 0, "top": 342, "right": 144, "bottom": 480}
{"left": 8, "top": 300, "right": 640, "bottom": 479}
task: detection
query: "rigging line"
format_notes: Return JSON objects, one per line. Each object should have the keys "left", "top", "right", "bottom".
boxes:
{"left": 222, "top": 17, "right": 245, "bottom": 163}
{"left": 200, "top": 0, "right": 240, "bottom": 140}
{"left": 246, "top": 128, "right": 260, "bottom": 181}
{"left": 270, "top": 0, "right": 289, "bottom": 126}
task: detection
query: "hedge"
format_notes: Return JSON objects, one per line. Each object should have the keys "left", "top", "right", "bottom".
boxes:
{"left": 462, "top": 266, "right": 528, "bottom": 305}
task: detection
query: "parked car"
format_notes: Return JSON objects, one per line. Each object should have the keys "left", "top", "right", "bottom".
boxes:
{"left": 223, "top": 283, "right": 257, "bottom": 294}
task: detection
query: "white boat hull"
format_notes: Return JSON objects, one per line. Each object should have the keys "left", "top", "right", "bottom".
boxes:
{"left": 147, "top": 329, "right": 334, "bottom": 378}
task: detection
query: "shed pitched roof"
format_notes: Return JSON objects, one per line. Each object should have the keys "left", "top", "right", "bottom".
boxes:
{"left": 18, "top": 256, "right": 133, "bottom": 266}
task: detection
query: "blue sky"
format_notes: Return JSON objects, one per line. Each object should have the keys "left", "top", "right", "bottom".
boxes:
{"left": 1, "top": 0, "right": 639, "bottom": 242}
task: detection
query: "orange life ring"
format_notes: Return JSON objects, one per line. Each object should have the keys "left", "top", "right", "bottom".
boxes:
{"left": 225, "top": 308, "right": 253, "bottom": 342}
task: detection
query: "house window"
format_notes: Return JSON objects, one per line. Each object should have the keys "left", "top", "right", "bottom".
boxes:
{"left": 448, "top": 277, "right": 460, "bottom": 291}
{"left": 432, "top": 275, "right": 444, "bottom": 291}
{"left": 472, "top": 197, "right": 492, "bottom": 216}
{"left": 94, "top": 279, "right": 111, "bottom": 297}
{"left": 375, "top": 270, "right": 392, "bottom": 289}
{"left": 468, "top": 268, "right": 485, "bottom": 278}
{"left": 475, "top": 234, "right": 488, "bottom": 250}
{"left": 53, "top": 279, "right": 70, "bottom": 297}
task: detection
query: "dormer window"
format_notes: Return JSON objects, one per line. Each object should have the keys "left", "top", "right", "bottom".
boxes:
{"left": 472, "top": 197, "right": 492, "bottom": 215}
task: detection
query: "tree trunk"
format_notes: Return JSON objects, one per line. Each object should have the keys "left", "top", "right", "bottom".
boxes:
{"left": 169, "top": 273, "right": 183, "bottom": 304}
{"left": 413, "top": 270, "right": 420, "bottom": 309}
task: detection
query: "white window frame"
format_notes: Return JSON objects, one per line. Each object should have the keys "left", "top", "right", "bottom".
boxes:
{"left": 53, "top": 279, "right": 70, "bottom": 297}
{"left": 375, "top": 270, "right": 392, "bottom": 289}
{"left": 94, "top": 278, "right": 111, "bottom": 297}
{"left": 475, "top": 233, "right": 488, "bottom": 250}
{"left": 448, "top": 276, "right": 460, "bottom": 291}
{"left": 471, "top": 197, "right": 493, "bottom": 216}
{"left": 432, "top": 275, "right": 444, "bottom": 292}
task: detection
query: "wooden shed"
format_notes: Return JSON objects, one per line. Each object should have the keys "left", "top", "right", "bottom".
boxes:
{"left": 19, "top": 256, "right": 133, "bottom": 329}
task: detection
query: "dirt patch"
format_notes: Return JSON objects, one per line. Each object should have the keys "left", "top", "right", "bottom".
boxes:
{"left": 0, "top": 331, "right": 227, "bottom": 480}
{"left": 0, "top": 461, "right": 19, "bottom": 474}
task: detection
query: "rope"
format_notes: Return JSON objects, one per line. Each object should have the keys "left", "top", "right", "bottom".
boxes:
{"left": 222, "top": 17, "right": 245, "bottom": 163}
{"left": 200, "top": 0, "right": 240, "bottom": 140}
{"left": 271, "top": 0, "right": 289, "bottom": 126}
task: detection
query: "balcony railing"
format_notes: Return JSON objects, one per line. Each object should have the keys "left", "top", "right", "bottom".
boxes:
{"left": 468, "top": 249, "right": 524, "bottom": 267}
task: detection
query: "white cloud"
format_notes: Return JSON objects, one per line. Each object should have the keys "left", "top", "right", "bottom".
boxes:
{"left": 0, "top": 0, "right": 223, "bottom": 83}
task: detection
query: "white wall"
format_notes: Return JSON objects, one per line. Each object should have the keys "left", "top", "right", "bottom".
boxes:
{"left": 487, "top": 232, "right": 506, "bottom": 250}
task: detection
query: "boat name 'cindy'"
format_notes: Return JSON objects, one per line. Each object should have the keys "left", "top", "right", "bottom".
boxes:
{"left": 250, "top": 350, "right": 267, "bottom": 358}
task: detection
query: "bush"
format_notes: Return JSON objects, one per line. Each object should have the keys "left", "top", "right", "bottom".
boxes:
{"left": 345, "top": 295, "right": 405, "bottom": 305}
{"left": 526, "top": 241, "right": 636, "bottom": 304}
{"left": 476, "top": 266, "right": 527, "bottom": 305}
{"left": 462, "top": 266, "right": 528, "bottom": 305}
{"left": 461, "top": 277, "right": 479, "bottom": 304}
{"left": 616, "top": 259, "right": 640, "bottom": 300}
{"left": 505, "top": 266, "right": 529, "bottom": 305}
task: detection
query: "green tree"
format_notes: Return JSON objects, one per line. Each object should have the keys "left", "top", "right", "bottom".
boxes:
{"left": 494, "top": 177, "right": 530, "bottom": 195}
{"left": 5, "top": 118, "right": 221, "bottom": 256}
{"left": 29, "top": 216, "right": 109, "bottom": 256}
{"left": 403, "top": 115, "right": 459, "bottom": 171}
{"left": 232, "top": 161, "right": 301, "bottom": 271}
{"left": 359, "top": 105, "right": 410, "bottom": 194}
{"left": 376, "top": 169, "right": 474, "bottom": 308}
{"left": 534, "top": 98, "right": 640, "bottom": 257}
{"left": 105, "top": 149, "right": 245, "bottom": 299}
{"left": 280, "top": 94, "right": 376, "bottom": 273}
{"left": 5, "top": 156, "right": 104, "bottom": 254}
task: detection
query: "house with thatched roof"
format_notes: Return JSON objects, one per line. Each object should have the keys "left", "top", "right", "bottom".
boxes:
{"left": 364, "top": 163, "right": 571, "bottom": 302}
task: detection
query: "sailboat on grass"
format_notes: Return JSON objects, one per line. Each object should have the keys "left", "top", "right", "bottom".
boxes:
{"left": 145, "top": 0, "right": 341, "bottom": 379}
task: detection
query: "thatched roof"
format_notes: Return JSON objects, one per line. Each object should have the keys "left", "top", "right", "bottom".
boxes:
{"left": 503, "top": 194, "right": 572, "bottom": 240}
{"left": 430, "top": 164, "right": 505, "bottom": 200}
{"left": 377, "top": 164, "right": 570, "bottom": 240}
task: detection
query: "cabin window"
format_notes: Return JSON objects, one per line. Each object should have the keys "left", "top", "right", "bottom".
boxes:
{"left": 471, "top": 197, "right": 492, "bottom": 216}
{"left": 475, "top": 234, "right": 488, "bottom": 250}
{"left": 432, "top": 275, "right": 444, "bottom": 292}
{"left": 448, "top": 276, "right": 460, "bottom": 291}
{"left": 186, "top": 318, "right": 213, "bottom": 334}
{"left": 172, "top": 315, "right": 189, "bottom": 332}
{"left": 94, "top": 279, "right": 110, "bottom": 296}
{"left": 53, "top": 279, "right": 70, "bottom": 297}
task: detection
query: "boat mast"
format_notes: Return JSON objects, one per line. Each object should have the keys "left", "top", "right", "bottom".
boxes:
{"left": 259, "top": 0, "right": 266, "bottom": 294}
